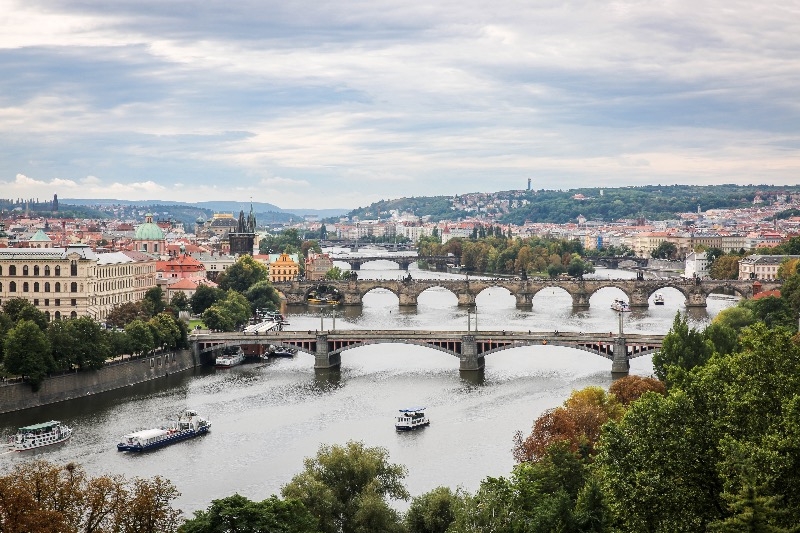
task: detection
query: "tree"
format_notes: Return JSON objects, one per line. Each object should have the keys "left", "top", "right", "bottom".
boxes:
{"left": 3, "top": 319, "right": 53, "bottom": 388}
{"left": 301, "top": 240, "right": 322, "bottom": 257}
{"left": 710, "top": 255, "right": 741, "bottom": 279}
{"left": 0, "top": 460, "right": 182, "bottom": 533}
{"left": 651, "top": 241, "right": 678, "bottom": 260}
{"left": 652, "top": 312, "right": 713, "bottom": 386}
{"left": 71, "top": 316, "right": 112, "bottom": 368}
{"left": 106, "top": 301, "right": 152, "bottom": 328}
{"left": 244, "top": 280, "right": 282, "bottom": 314}
{"left": 405, "top": 486, "right": 460, "bottom": 533}
{"left": 2, "top": 297, "right": 48, "bottom": 331}
{"left": 179, "top": 494, "right": 316, "bottom": 533}
{"left": 325, "top": 266, "right": 346, "bottom": 280}
{"left": 149, "top": 313, "right": 182, "bottom": 350}
{"left": 217, "top": 255, "right": 269, "bottom": 293}
{"left": 170, "top": 291, "right": 191, "bottom": 312}
{"left": 125, "top": 319, "right": 155, "bottom": 356}
{"left": 567, "top": 255, "right": 595, "bottom": 278}
{"left": 608, "top": 375, "right": 667, "bottom": 406}
{"left": 144, "top": 286, "right": 167, "bottom": 315}
{"left": 281, "top": 441, "right": 409, "bottom": 533}
{"left": 190, "top": 284, "right": 225, "bottom": 315}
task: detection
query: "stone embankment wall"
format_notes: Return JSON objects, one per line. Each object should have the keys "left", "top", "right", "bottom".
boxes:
{"left": 0, "top": 349, "right": 199, "bottom": 414}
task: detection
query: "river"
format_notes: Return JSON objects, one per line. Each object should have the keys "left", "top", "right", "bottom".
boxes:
{"left": 0, "top": 260, "right": 737, "bottom": 514}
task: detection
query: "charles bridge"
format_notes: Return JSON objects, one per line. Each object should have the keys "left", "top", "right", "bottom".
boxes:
{"left": 276, "top": 277, "right": 780, "bottom": 309}
{"left": 191, "top": 329, "right": 664, "bottom": 376}
{"left": 328, "top": 255, "right": 456, "bottom": 271}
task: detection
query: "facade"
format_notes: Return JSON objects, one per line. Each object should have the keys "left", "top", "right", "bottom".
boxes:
{"left": 269, "top": 253, "right": 300, "bottom": 282}
{"left": 684, "top": 251, "right": 710, "bottom": 278}
{"left": 0, "top": 245, "right": 157, "bottom": 322}
{"left": 132, "top": 213, "right": 166, "bottom": 254}
{"left": 305, "top": 252, "right": 333, "bottom": 281}
{"left": 193, "top": 253, "right": 236, "bottom": 282}
{"left": 738, "top": 254, "right": 800, "bottom": 280}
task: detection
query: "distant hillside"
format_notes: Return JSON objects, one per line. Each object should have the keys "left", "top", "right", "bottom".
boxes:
{"left": 346, "top": 184, "right": 800, "bottom": 224}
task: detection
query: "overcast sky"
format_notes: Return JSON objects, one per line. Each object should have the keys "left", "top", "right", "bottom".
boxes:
{"left": 1, "top": 0, "right": 799, "bottom": 210}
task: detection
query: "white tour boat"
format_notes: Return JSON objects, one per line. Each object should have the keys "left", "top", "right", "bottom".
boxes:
{"left": 11, "top": 420, "right": 72, "bottom": 451}
{"left": 654, "top": 293, "right": 665, "bottom": 305}
{"left": 117, "top": 409, "right": 211, "bottom": 452}
{"left": 215, "top": 346, "right": 245, "bottom": 368}
{"left": 395, "top": 407, "right": 430, "bottom": 431}
{"left": 611, "top": 298, "right": 632, "bottom": 312}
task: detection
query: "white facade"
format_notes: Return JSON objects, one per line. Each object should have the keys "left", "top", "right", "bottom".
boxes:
{"left": 684, "top": 251, "right": 710, "bottom": 278}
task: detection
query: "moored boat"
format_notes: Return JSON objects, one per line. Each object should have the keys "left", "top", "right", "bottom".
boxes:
{"left": 654, "top": 293, "right": 665, "bottom": 305}
{"left": 215, "top": 346, "right": 245, "bottom": 368}
{"left": 270, "top": 345, "right": 297, "bottom": 357}
{"left": 611, "top": 298, "right": 631, "bottom": 312}
{"left": 117, "top": 410, "right": 211, "bottom": 452}
{"left": 11, "top": 421, "right": 72, "bottom": 451}
{"left": 395, "top": 407, "right": 430, "bottom": 431}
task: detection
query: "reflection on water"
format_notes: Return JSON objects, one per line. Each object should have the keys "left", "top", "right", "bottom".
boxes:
{"left": 0, "top": 264, "right": 739, "bottom": 514}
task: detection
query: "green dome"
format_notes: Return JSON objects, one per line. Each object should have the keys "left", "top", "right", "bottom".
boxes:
{"left": 134, "top": 214, "right": 165, "bottom": 241}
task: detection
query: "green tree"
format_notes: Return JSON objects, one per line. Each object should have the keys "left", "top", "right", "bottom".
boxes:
{"left": 190, "top": 285, "right": 225, "bottom": 315}
{"left": 244, "top": 280, "right": 282, "bottom": 315}
{"left": 217, "top": 255, "right": 269, "bottom": 293}
{"left": 178, "top": 494, "right": 316, "bottom": 533}
{"left": 170, "top": 291, "right": 191, "bottom": 312}
{"left": 200, "top": 307, "right": 233, "bottom": 333}
{"left": 144, "top": 286, "right": 167, "bottom": 315}
{"left": 325, "top": 266, "right": 346, "bottom": 280}
{"left": 47, "top": 319, "right": 80, "bottom": 371}
{"left": 651, "top": 241, "right": 678, "bottom": 259}
{"left": 405, "top": 487, "right": 459, "bottom": 533}
{"left": 149, "top": 313, "right": 182, "bottom": 350}
{"left": 652, "top": 312, "right": 713, "bottom": 386}
{"left": 71, "top": 316, "right": 112, "bottom": 368}
{"left": 3, "top": 320, "right": 53, "bottom": 388}
{"left": 2, "top": 298, "right": 48, "bottom": 331}
{"left": 125, "top": 319, "right": 155, "bottom": 356}
{"left": 281, "top": 441, "right": 409, "bottom": 533}
{"left": 106, "top": 301, "right": 152, "bottom": 328}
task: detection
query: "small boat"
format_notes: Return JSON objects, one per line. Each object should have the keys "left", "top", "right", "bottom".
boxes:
{"left": 654, "top": 293, "right": 665, "bottom": 305}
{"left": 117, "top": 410, "right": 211, "bottom": 452}
{"left": 11, "top": 421, "right": 72, "bottom": 451}
{"left": 270, "top": 345, "right": 297, "bottom": 357}
{"left": 611, "top": 298, "right": 631, "bottom": 312}
{"left": 215, "top": 346, "right": 245, "bottom": 368}
{"left": 395, "top": 407, "right": 430, "bottom": 431}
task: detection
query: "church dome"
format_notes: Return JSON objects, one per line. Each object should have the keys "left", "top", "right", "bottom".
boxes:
{"left": 134, "top": 213, "right": 165, "bottom": 241}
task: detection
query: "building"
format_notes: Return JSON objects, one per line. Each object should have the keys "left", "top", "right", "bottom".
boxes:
{"left": 0, "top": 244, "right": 157, "bottom": 322}
{"left": 132, "top": 213, "right": 166, "bottom": 255}
{"left": 684, "top": 251, "right": 710, "bottom": 278}
{"left": 305, "top": 252, "right": 334, "bottom": 281}
{"left": 738, "top": 254, "right": 800, "bottom": 280}
{"left": 229, "top": 205, "right": 257, "bottom": 256}
{"left": 269, "top": 253, "right": 300, "bottom": 282}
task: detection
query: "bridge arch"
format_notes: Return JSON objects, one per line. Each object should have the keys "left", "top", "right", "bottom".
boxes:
{"left": 358, "top": 283, "right": 402, "bottom": 300}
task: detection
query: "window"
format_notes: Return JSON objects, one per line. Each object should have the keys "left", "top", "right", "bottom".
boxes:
{"left": 34, "top": 265, "right": 40, "bottom": 276}
{"left": 45, "top": 282, "right": 50, "bottom": 292}
{"left": 9, "top": 282, "right": 15, "bottom": 292}
{"left": 70, "top": 311, "right": 77, "bottom": 318}
{"left": 55, "top": 282, "right": 61, "bottom": 292}
{"left": 44, "top": 265, "right": 50, "bottom": 276}
{"left": 34, "top": 282, "right": 39, "bottom": 292}
{"left": 23, "top": 282, "right": 29, "bottom": 292}
{"left": 70, "top": 282, "right": 77, "bottom": 292}
{"left": 71, "top": 260, "right": 78, "bottom": 276}
{"left": 71, "top": 298, "right": 76, "bottom": 307}
{"left": 33, "top": 299, "right": 39, "bottom": 306}
{"left": 55, "top": 299, "right": 60, "bottom": 306}
{"left": 45, "top": 311, "right": 50, "bottom": 321}
{"left": 23, "top": 265, "right": 28, "bottom": 275}
{"left": 44, "top": 299, "right": 49, "bottom": 306}
{"left": 9, "top": 266, "right": 16, "bottom": 276}
{"left": 54, "top": 311, "right": 61, "bottom": 320}
{"left": 55, "top": 266, "right": 60, "bottom": 276}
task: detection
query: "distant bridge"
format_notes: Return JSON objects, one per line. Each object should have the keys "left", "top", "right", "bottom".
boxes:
{"left": 329, "top": 255, "right": 456, "bottom": 271}
{"left": 276, "top": 278, "right": 779, "bottom": 309}
{"left": 190, "top": 330, "right": 665, "bottom": 376}
{"left": 585, "top": 256, "right": 649, "bottom": 269}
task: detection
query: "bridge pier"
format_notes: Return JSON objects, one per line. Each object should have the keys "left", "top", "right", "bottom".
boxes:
{"left": 459, "top": 335, "right": 484, "bottom": 371}
{"left": 350, "top": 261, "right": 361, "bottom": 270}
{"left": 515, "top": 293, "right": 533, "bottom": 310}
{"left": 398, "top": 289, "right": 418, "bottom": 307}
{"left": 611, "top": 336, "right": 629, "bottom": 377}
{"left": 685, "top": 290, "right": 708, "bottom": 308}
{"left": 314, "top": 334, "right": 341, "bottom": 369}
{"left": 629, "top": 291, "right": 650, "bottom": 309}
{"left": 572, "top": 291, "right": 590, "bottom": 310}
{"left": 457, "top": 292, "right": 476, "bottom": 307}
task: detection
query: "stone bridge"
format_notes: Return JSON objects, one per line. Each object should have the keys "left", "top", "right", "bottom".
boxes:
{"left": 191, "top": 330, "right": 665, "bottom": 376}
{"left": 276, "top": 278, "right": 779, "bottom": 309}
{"left": 585, "top": 256, "right": 649, "bottom": 269}
{"left": 330, "top": 255, "right": 457, "bottom": 271}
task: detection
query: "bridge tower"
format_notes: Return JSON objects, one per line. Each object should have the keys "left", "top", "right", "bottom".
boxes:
{"left": 459, "top": 335, "right": 484, "bottom": 372}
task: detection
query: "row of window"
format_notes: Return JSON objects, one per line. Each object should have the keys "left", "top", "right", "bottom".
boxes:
{"left": 1, "top": 281, "right": 79, "bottom": 293}
{"left": 0, "top": 262, "right": 78, "bottom": 277}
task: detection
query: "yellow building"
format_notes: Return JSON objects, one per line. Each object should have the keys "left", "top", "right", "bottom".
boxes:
{"left": 269, "top": 253, "right": 299, "bottom": 282}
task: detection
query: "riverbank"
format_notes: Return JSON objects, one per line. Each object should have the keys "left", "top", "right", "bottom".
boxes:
{"left": 0, "top": 349, "right": 199, "bottom": 414}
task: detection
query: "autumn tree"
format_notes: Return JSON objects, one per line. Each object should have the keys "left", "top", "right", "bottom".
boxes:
{"left": 710, "top": 254, "right": 741, "bottom": 279}
{"left": 608, "top": 375, "right": 667, "bottom": 406}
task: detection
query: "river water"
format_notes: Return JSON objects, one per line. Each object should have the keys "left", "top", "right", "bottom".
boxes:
{"left": 0, "top": 258, "right": 737, "bottom": 515}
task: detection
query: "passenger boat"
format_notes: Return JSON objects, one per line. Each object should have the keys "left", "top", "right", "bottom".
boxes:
{"left": 117, "top": 410, "right": 211, "bottom": 452}
{"left": 11, "top": 421, "right": 72, "bottom": 451}
{"left": 611, "top": 299, "right": 631, "bottom": 312}
{"left": 395, "top": 407, "right": 430, "bottom": 431}
{"left": 215, "top": 346, "right": 245, "bottom": 368}
{"left": 654, "top": 293, "right": 665, "bottom": 305}
{"left": 270, "top": 345, "right": 297, "bottom": 357}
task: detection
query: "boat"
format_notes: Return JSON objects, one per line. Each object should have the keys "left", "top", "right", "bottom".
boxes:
{"left": 654, "top": 293, "right": 665, "bottom": 305}
{"left": 395, "top": 407, "right": 430, "bottom": 431}
{"left": 215, "top": 346, "right": 245, "bottom": 368}
{"left": 11, "top": 420, "right": 72, "bottom": 451}
{"left": 117, "top": 410, "right": 211, "bottom": 452}
{"left": 611, "top": 298, "right": 631, "bottom": 312}
{"left": 270, "top": 345, "right": 297, "bottom": 357}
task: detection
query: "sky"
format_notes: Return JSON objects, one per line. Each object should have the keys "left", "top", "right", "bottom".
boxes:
{"left": 1, "top": 0, "right": 799, "bottom": 210}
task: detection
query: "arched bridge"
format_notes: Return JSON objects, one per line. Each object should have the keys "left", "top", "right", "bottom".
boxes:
{"left": 330, "top": 255, "right": 457, "bottom": 271}
{"left": 191, "top": 330, "right": 664, "bottom": 376}
{"left": 585, "top": 256, "right": 649, "bottom": 269}
{"left": 276, "top": 278, "right": 780, "bottom": 309}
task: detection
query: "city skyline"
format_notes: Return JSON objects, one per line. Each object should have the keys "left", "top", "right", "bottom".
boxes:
{"left": 1, "top": 0, "right": 799, "bottom": 210}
